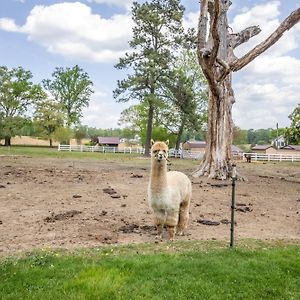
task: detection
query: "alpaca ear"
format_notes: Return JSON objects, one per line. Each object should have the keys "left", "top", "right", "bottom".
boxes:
{"left": 151, "top": 139, "right": 154, "bottom": 146}
{"left": 165, "top": 140, "right": 169, "bottom": 146}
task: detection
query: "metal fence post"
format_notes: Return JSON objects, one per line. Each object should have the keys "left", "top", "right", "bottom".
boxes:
{"left": 230, "top": 164, "right": 237, "bottom": 248}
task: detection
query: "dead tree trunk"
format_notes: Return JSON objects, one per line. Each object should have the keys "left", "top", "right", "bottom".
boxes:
{"left": 193, "top": 0, "right": 300, "bottom": 179}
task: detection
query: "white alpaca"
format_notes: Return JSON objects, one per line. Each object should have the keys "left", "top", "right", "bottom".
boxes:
{"left": 148, "top": 140, "right": 192, "bottom": 240}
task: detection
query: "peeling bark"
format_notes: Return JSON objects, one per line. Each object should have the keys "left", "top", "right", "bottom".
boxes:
{"left": 195, "top": 1, "right": 300, "bottom": 180}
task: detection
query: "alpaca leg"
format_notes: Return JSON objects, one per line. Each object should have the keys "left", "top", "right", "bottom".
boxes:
{"left": 177, "top": 197, "right": 191, "bottom": 236}
{"left": 154, "top": 210, "right": 165, "bottom": 239}
{"left": 166, "top": 211, "right": 179, "bottom": 240}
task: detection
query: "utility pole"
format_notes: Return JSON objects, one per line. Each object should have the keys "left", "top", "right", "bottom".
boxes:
{"left": 276, "top": 122, "right": 279, "bottom": 149}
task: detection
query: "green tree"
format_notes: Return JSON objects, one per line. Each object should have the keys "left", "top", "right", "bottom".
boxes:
{"left": 118, "top": 104, "right": 148, "bottom": 138}
{"left": 33, "top": 99, "right": 64, "bottom": 147}
{"left": 0, "top": 66, "right": 46, "bottom": 146}
{"left": 74, "top": 127, "right": 87, "bottom": 145}
{"left": 233, "top": 126, "right": 248, "bottom": 145}
{"left": 43, "top": 65, "right": 94, "bottom": 129}
{"left": 53, "top": 127, "right": 73, "bottom": 145}
{"left": 114, "top": 0, "right": 185, "bottom": 156}
{"left": 159, "top": 51, "right": 208, "bottom": 149}
{"left": 284, "top": 104, "right": 300, "bottom": 144}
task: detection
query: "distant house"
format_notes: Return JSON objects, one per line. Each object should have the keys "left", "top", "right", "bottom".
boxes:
{"left": 271, "top": 135, "right": 287, "bottom": 148}
{"left": 183, "top": 140, "right": 244, "bottom": 158}
{"left": 183, "top": 141, "right": 206, "bottom": 154}
{"left": 251, "top": 145, "right": 277, "bottom": 154}
{"left": 232, "top": 145, "right": 244, "bottom": 159}
{"left": 97, "top": 137, "right": 120, "bottom": 147}
{"left": 278, "top": 145, "right": 300, "bottom": 155}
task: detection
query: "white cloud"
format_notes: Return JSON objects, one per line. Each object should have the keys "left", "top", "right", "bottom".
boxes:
{"left": 81, "top": 89, "right": 131, "bottom": 128}
{"left": 229, "top": 1, "right": 300, "bottom": 129}
{"left": 183, "top": 11, "right": 198, "bottom": 31}
{"left": 0, "top": 18, "right": 22, "bottom": 32}
{"left": 0, "top": 2, "right": 133, "bottom": 63}
{"left": 231, "top": 1, "right": 300, "bottom": 57}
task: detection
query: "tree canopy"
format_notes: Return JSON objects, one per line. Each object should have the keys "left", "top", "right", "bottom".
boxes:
{"left": 33, "top": 99, "right": 64, "bottom": 147}
{"left": 284, "top": 104, "right": 300, "bottom": 145}
{"left": 43, "top": 65, "right": 94, "bottom": 128}
{"left": 114, "top": 0, "right": 186, "bottom": 156}
{"left": 0, "top": 66, "right": 46, "bottom": 146}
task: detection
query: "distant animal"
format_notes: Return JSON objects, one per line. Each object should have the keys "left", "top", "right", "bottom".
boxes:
{"left": 244, "top": 154, "right": 252, "bottom": 163}
{"left": 148, "top": 140, "right": 192, "bottom": 240}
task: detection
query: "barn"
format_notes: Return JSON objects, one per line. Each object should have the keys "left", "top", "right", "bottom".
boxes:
{"left": 278, "top": 144, "right": 300, "bottom": 156}
{"left": 97, "top": 137, "right": 120, "bottom": 147}
{"left": 251, "top": 145, "right": 277, "bottom": 154}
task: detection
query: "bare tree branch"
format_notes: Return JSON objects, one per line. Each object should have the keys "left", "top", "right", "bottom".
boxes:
{"left": 229, "top": 26, "right": 261, "bottom": 49}
{"left": 231, "top": 7, "right": 300, "bottom": 72}
{"left": 209, "top": 0, "right": 221, "bottom": 66}
{"left": 197, "top": 0, "right": 209, "bottom": 50}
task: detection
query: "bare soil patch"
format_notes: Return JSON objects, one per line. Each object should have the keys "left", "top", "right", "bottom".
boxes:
{"left": 0, "top": 156, "right": 299, "bottom": 255}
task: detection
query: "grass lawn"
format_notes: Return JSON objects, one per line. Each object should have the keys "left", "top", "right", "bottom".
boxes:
{"left": 0, "top": 241, "right": 299, "bottom": 300}
{"left": 0, "top": 145, "right": 197, "bottom": 169}
{"left": 0, "top": 145, "right": 142, "bottom": 160}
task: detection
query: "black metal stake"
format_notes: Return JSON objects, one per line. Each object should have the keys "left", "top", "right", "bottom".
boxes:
{"left": 230, "top": 164, "right": 237, "bottom": 248}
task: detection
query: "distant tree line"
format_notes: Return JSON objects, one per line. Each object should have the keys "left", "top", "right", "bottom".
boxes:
{"left": 0, "top": 65, "right": 94, "bottom": 147}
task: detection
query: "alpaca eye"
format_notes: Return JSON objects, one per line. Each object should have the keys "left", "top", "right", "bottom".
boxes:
{"left": 153, "top": 150, "right": 158, "bottom": 153}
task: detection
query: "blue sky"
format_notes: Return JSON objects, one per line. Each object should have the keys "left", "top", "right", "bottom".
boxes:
{"left": 0, "top": 0, "right": 299, "bottom": 130}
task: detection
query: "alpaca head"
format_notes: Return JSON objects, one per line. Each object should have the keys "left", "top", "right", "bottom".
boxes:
{"left": 151, "top": 140, "right": 169, "bottom": 163}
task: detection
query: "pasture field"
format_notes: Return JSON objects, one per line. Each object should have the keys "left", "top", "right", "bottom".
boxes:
{"left": 0, "top": 241, "right": 300, "bottom": 299}
{"left": 0, "top": 146, "right": 299, "bottom": 298}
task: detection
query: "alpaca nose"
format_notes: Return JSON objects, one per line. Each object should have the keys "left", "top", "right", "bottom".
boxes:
{"left": 158, "top": 153, "right": 163, "bottom": 159}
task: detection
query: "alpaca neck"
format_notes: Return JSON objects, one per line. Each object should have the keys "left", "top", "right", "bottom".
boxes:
{"left": 150, "top": 159, "right": 167, "bottom": 192}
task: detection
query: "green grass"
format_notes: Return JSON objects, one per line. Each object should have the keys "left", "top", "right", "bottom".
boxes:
{"left": 0, "top": 145, "right": 143, "bottom": 160}
{"left": 1, "top": 241, "right": 299, "bottom": 300}
{"left": 0, "top": 145, "right": 197, "bottom": 169}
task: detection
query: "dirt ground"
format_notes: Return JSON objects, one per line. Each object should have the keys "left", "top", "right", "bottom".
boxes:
{"left": 0, "top": 155, "right": 299, "bottom": 256}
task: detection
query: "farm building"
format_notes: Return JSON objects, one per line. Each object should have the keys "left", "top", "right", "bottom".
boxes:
{"left": 271, "top": 135, "right": 287, "bottom": 148}
{"left": 278, "top": 145, "right": 300, "bottom": 156}
{"left": 251, "top": 145, "right": 277, "bottom": 154}
{"left": 231, "top": 145, "right": 244, "bottom": 158}
{"left": 183, "top": 140, "right": 244, "bottom": 158}
{"left": 183, "top": 141, "right": 206, "bottom": 154}
{"left": 97, "top": 137, "right": 120, "bottom": 147}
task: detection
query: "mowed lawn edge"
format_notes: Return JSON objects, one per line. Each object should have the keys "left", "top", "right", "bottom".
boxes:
{"left": 0, "top": 240, "right": 299, "bottom": 300}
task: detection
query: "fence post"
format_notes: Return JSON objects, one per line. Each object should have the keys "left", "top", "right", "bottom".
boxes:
{"left": 230, "top": 164, "right": 237, "bottom": 248}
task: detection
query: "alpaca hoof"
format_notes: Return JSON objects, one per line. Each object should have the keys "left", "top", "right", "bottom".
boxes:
{"left": 177, "top": 231, "right": 185, "bottom": 236}
{"left": 155, "top": 235, "right": 163, "bottom": 241}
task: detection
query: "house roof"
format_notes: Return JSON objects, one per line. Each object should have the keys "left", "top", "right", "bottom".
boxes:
{"left": 184, "top": 141, "right": 243, "bottom": 153}
{"left": 184, "top": 141, "right": 207, "bottom": 148}
{"left": 280, "top": 145, "right": 300, "bottom": 151}
{"left": 97, "top": 137, "right": 120, "bottom": 144}
{"left": 231, "top": 145, "right": 243, "bottom": 153}
{"left": 251, "top": 145, "right": 273, "bottom": 150}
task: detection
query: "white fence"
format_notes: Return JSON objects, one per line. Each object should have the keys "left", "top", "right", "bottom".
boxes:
{"left": 242, "top": 152, "right": 300, "bottom": 162}
{"left": 58, "top": 144, "right": 144, "bottom": 154}
{"left": 58, "top": 144, "right": 204, "bottom": 159}
{"left": 58, "top": 145, "right": 299, "bottom": 162}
